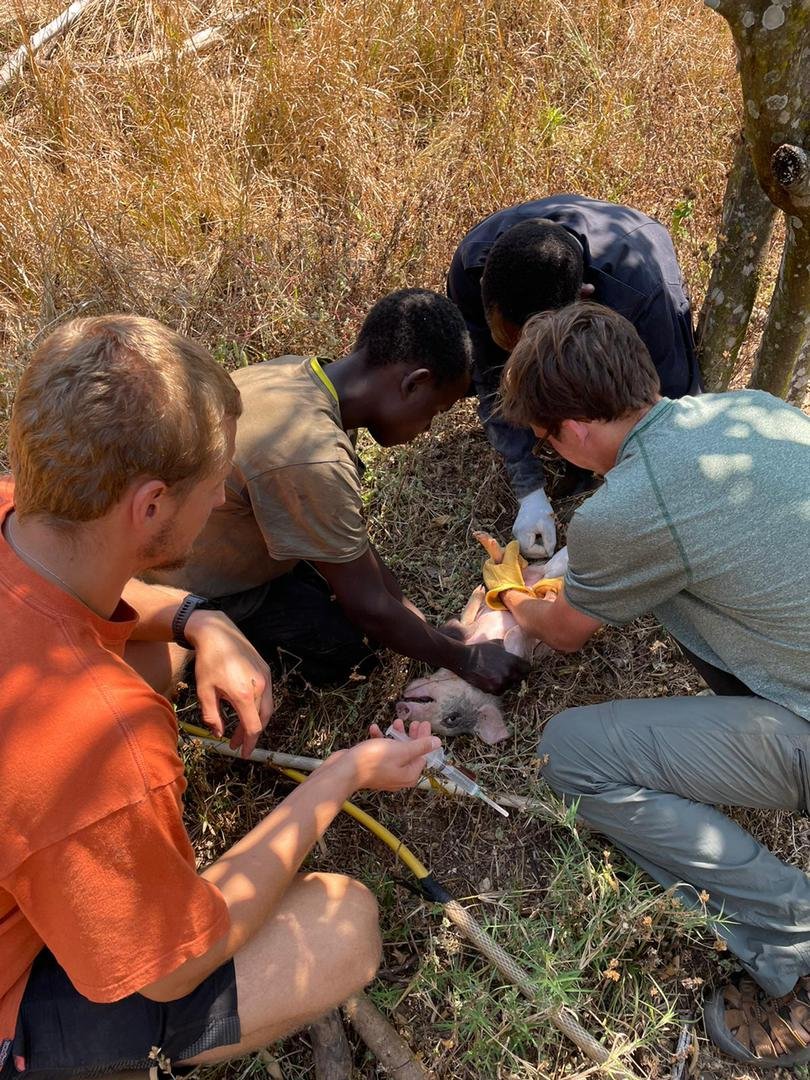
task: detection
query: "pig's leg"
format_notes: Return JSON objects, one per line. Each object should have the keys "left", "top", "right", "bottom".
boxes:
{"left": 459, "top": 584, "right": 486, "bottom": 625}
{"left": 438, "top": 586, "right": 484, "bottom": 642}
{"left": 503, "top": 625, "right": 534, "bottom": 661}
{"left": 472, "top": 531, "right": 504, "bottom": 563}
{"left": 523, "top": 564, "right": 548, "bottom": 588}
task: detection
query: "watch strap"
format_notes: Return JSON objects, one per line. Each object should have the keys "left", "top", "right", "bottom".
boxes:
{"left": 172, "top": 594, "right": 217, "bottom": 650}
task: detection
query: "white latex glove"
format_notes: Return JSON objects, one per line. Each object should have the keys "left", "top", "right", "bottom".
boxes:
{"left": 512, "top": 488, "right": 557, "bottom": 558}
{"left": 542, "top": 544, "right": 569, "bottom": 579}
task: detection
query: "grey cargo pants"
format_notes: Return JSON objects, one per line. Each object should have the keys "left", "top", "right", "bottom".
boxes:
{"left": 540, "top": 694, "right": 810, "bottom": 996}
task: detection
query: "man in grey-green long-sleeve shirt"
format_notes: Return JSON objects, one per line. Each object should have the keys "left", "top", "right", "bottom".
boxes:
{"left": 563, "top": 391, "right": 810, "bottom": 720}
{"left": 492, "top": 301, "right": 810, "bottom": 1070}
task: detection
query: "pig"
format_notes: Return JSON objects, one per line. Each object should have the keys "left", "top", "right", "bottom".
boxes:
{"left": 395, "top": 533, "right": 569, "bottom": 744}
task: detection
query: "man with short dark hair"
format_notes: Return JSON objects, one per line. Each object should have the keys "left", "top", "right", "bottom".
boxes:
{"left": 154, "top": 289, "right": 528, "bottom": 695}
{"left": 1, "top": 314, "right": 441, "bottom": 1078}
{"left": 490, "top": 301, "right": 810, "bottom": 1069}
{"left": 448, "top": 195, "right": 701, "bottom": 557}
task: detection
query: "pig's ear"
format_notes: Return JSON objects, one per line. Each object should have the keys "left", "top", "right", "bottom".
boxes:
{"left": 476, "top": 703, "right": 510, "bottom": 745}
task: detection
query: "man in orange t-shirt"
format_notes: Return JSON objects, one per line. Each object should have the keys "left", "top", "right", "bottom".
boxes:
{"left": 0, "top": 316, "right": 439, "bottom": 1079}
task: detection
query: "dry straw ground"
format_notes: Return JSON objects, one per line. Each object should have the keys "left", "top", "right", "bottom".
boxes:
{"left": 1, "top": 1, "right": 805, "bottom": 1077}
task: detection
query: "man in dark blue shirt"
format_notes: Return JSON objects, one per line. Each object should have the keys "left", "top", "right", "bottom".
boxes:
{"left": 448, "top": 195, "right": 701, "bottom": 556}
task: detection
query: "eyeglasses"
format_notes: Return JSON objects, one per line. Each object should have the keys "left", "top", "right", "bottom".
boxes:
{"left": 532, "top": 432, "right": 552, "bottom": 458}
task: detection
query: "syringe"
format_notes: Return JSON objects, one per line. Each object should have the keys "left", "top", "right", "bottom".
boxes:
{"left": 385, "top": 724, "right": 509, "bottom": 817}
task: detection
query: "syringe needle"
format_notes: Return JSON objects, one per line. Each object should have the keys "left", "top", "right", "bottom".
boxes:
{"left": 384, "top": 724, "right": 509, "bottom": 817}
{"left": 479, "top": 791, "right": 510, "bottom": 818}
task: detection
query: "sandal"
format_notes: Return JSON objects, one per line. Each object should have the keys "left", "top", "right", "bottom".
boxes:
{"left": 704, "top": 973, "right": 810, "bottom": 1068}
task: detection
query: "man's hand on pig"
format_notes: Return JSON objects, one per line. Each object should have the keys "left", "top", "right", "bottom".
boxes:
{"left": 512, "top": 487, "right": 557, "bottom": 558}
{"left": 316, "top": 548, "right": 524, "bottom": 687}
{"left": 455, "top": 641, "right": 530, "bottom": 694}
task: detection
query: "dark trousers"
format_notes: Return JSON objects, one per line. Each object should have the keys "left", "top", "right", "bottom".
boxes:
{"left": 677, "top": 642, "right": 755, "bottom": 697}
{"left": 216, "top": 562, "right": 378, "bottom": 687}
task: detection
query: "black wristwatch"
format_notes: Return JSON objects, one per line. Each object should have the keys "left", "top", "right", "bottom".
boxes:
{"left": 172, "top": 594, "right": 219, "bottom": 650}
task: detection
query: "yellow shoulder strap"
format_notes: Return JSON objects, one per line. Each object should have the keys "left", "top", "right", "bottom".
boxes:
{"left": 310, "top": 357, "right": 339, "bottom": 403}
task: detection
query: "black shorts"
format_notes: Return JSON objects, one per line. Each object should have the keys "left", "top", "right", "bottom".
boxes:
{"left": 1, "top": 949, "right": 239, "bottom": 1080}
{"left": 214, "top": 563, "right": 378, "bottom": 687}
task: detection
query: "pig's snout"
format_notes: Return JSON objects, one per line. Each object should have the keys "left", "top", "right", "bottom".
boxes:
{"left": 395, "top": 695, "right": 438, "bottom": 725}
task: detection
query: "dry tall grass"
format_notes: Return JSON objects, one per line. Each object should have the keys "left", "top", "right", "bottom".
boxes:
{"left": 2, "top": 3, "right": 781, "bottom": 1077}
{"left": 1, "top": 0, "right": 739, "bottom": 377}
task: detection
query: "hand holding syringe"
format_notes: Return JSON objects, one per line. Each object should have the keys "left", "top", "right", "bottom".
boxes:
{"left": 385, "top": 722, "right": 509, "bottom": 817}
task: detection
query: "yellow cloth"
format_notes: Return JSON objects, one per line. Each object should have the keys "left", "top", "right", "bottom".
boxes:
{"left": 483, "top": 540, "right": 564, "bottom": 610}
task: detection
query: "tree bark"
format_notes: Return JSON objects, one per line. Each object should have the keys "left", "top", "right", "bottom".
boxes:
{"left": 342, "top": 992, "right": 428, "bottom": 1079}
{"left": 309, "top": 1008, "right": 353, "bottom": 1080}
{"left": 704, "top": 0, "right": 809, "bottom": 398}
{"left": 749, "top": 217, "right": 810, "bottom": 397}
{"left": 790, "top": 353, "right": 809, "bottom": 408}
{"left": 697, "top": 133, "right": 776, "bottom": 390}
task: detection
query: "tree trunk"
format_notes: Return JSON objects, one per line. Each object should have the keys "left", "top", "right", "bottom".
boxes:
{"left": 749, "top": 214, "right": 810, "bottom": 398}
{"left": 697, "top": 133, "right": 776, "bottom": 390}
{"left": 705, "top": 0, "right": 809, "bottom": 399}
{"left": 790, "top": 355, "right": 809, "bottom": 408}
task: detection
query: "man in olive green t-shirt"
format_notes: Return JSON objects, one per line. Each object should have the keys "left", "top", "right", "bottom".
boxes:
{"left": 154, "top": 289, "right": 527, "bottom": 696}
{"left": 490, "top": 302, "right": 810, "bottom": 1070}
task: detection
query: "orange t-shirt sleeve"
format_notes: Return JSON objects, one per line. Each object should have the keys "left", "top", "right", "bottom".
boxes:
{"left": 8, "top": 785, "right": 230, "bottom": 1003}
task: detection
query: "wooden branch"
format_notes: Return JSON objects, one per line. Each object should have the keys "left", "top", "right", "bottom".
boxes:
{"left": 309, "top": 1009, "right": 353, "bottom": 1080}
{"left": 47, "top": 6, "right": 261, "bottom": 73}
{"left": 343, "top": 992, "right": 428, "bottom": 1079}
{"left": 0, "top": 0, "right": 93, "bottom": 91}
{"left": 111, "top": 24, "right": 227, "bottom": 69}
